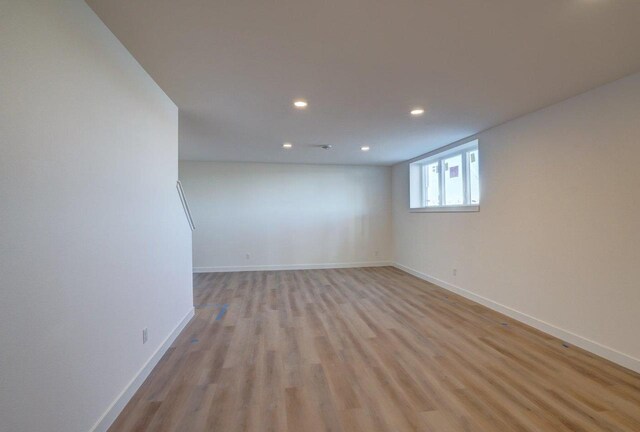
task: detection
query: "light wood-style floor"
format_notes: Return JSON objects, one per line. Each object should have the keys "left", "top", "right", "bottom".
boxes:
{"left": 109, "top": 267, "right": 640, "bottom": 432}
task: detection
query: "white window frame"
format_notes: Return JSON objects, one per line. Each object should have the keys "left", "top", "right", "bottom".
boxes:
{"left": 409, "top": 139, "right": 479, "bottom": 213}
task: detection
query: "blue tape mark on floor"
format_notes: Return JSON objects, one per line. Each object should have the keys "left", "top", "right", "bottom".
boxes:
{"left": 191, "top": 338, "right": 199, "bottom": 344}
{"left": 215, "top": 304, "right": 229, "bottom": 321}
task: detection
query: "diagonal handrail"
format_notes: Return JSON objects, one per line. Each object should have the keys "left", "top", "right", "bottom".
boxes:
{"left": 176, "top": 180, "right": 195, "bottom": 231}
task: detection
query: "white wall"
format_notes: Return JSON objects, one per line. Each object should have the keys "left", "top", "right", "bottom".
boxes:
{"left": 179, "top": 161, "right": 392, "bottom": 271}
{"left": 0, "top": 2, "right": 193, "bottom": 431}
{"left": 392, "top": 72, "right": 640, "bottom": 372}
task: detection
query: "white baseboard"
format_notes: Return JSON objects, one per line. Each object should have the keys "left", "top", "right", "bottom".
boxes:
{"left": 393, "top": 262, "right": 640, "bottom": 374}
{"left": 193, "top": 261, "right": 392, "bottom": 273}
{"left": 90, "top": 308, "right": 195, "bottom": 432}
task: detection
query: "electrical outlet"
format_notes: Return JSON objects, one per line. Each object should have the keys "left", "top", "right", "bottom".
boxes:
{"left": 245, "top": 253, "right": 250, "bottom": 260}
{"left": 142, "top": 328, "right": 148, "bottom": 344}
{"left": 374, "top": 250, "right": 379, "bottom": 257}
{"left": 452, "top": 268, "right": 457, "bottom": 276}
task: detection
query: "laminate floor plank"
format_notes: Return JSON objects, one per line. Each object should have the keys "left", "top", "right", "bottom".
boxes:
{"left": 109, "top": 267, "right": 640, "bottom": 432}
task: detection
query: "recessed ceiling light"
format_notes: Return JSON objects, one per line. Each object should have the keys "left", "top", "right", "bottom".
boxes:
{"left": 410, "top": 108, "right": 425, "bottom": 116}
{"left": 361, "top": 146, "right": 370, "bottom": 151}
{"left": 293, "top": 99, "right": 308, "bottom": 109}
{"left": 282, "top": 142, "right": 293, "bottom": 149}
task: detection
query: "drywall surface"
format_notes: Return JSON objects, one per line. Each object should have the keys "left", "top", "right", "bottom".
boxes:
{"left": 179, "top": 161, "right": 392, "bottom": 271}
{"left": 392, "top": 72, "right": 640, "bottom": 370}
{"left": 0, "top": 1, "right": 193, "bottom": 431}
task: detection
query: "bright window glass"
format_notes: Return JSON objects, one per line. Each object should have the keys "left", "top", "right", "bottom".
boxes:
{"left": 468, "top": 149, "right": 480, "bottom": 204}
{"left": 409, "top": 140, "right": 479, "bottom": 210}
{"left": 443, "top": 154, "right": 463, "bottom": 205}
{"left": 425, "top": 162, "right": 440, "bottom": 206}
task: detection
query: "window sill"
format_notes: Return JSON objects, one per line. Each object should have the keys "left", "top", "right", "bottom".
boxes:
{"left": 409, "top": 205, "right": 479, "bottom": 213}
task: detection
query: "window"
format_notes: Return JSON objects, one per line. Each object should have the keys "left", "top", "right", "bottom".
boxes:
{"left": 409, "top": 140, "right": 479, "bottom": 211}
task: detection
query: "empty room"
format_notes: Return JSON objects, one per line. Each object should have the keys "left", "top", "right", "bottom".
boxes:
{"left": 2, "top": 1, "right": 640, "bottom": 431}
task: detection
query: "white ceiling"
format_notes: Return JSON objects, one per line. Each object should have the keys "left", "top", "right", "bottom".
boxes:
{"left": 86, "top": 0, "right": 640, "bottom": 165}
